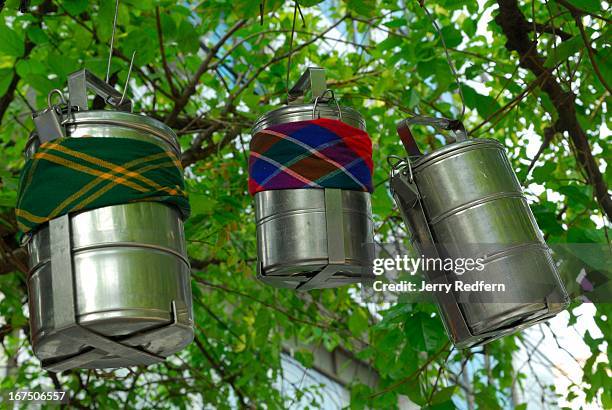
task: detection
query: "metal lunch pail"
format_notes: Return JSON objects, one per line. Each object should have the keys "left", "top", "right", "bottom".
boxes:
{"left": 389, "top": 116, "right": 569, "bottom": 348}
{"left": 251, "top": 68, "right": 374, "bottom": 290}
{"left": 24, "top": 70, "right": 193, "bottom": 371}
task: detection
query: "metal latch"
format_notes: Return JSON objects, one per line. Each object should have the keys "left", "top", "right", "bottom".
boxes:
{"left": 288, "top": 67, "right": 327, "bottom": 104}
{"left": 32, "top": 89, "right": 71, "bottom": 143}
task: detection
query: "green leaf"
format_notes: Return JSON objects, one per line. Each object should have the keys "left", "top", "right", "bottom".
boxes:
{"left": 423, "top": 400, "right": 457, "bottom": 410}
{"left": 377, "top": 35, "right": 402, "bottom": 52}
{"left": 558, "top": 185, "right": 594, "bottom": 207}
{"left": 350, "top": 384, "right": 372, "bottom": 410}
{"left": 431, "top": 385, "right": 457, "bottom": 405}
{"left": 62, "top": 0, "right": 89, "bottom": 15}
{"left": 348, "top": 309, "right": 369, "bottom": 334}
{"left": 461, "top": 84, "right": 501, "bottom": 119}
{"left": 189, "top": 193, "right": 218, "bottom": 215}
{"left": 299, "top": 0, "right": 325, "bottom": 5}
{"left": 0, "top": 69, "right": 13, "bottom": 95}
{"left": 378, "top": 303, "right": 413, "bottom": 328}
{"left": 532, "top": 207, "right": 564, "bottom": 236}
{"left": 176, "top": 20, "right": 200, "bottom": 54}
{"left": 441, "top": 26, "right": 462, "bottom": 48}
{"left": 294, "top": 349, "right": 314, "bottom": 368}
{"left": 565, "top": 0, "right": 601, "bottom": 13}
{"left": 344, "top": 0, "right": 376, "bottom": 17}
{"left": 48, "top": 52, "right": 78, "bottom": 79}
{"left": 0, "top": 192, "right": 16, "bottom": 207}
{"left": 27, "top": 26, "right": 49, "bottom": 45}
{"left": 531, "top": 161, "right": 556, "bottom": 184}
{"left": 544, "top": 35, "right": 584, "bottom": 68}
{"left": 593, "top": 52, "right": 612, "bottom": 89}
{"left": 0, "top": 23, "right": 24, "bottom": 57}
{"left": 404, "top": 312, "right": 445, "bottom": 352}
{"left": 462, "top": 18, "right": 476, "bottom": 37}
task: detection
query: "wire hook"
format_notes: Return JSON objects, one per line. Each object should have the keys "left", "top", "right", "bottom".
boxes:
{"left": 417, "top": 1, "right": 466, "bottom": 121}
{"left": 105, "top": 0, "right": 120, "bottom": 83}
{"left": 119, "top": 51, "right": 136, "bottom": 108}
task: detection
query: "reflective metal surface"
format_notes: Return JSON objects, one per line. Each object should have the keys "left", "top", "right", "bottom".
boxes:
{"left": 253, "top": 102, "right": 374, "bottom": 290}
{"left": 26, "top": 108, "right": 193, "bottom": 369}
{"left": 252, "top": 104, "right": 366, "bottom": 134}
{"left": 392, "top": 137, "right": 569, "bottom": 347}
{"left": 255, "top": 189, "right": 373, "bottom": 288}
{"left": 26, "top": 110, "right": 180, "bottom": 158}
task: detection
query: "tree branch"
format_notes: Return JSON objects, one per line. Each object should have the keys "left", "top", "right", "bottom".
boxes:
{"left": 555, "top": 0, "right": 612, "bottom": 23}
{"left": 155, "top": 6, "right": 179, "bottom": 97}
{"left": 495, "top": 0, "right": 612, "bottom": 220}
{"left": 571, "top": 12, "right": 611, "bottom": 94}
{"left": 0, "top": 38, "right": 34, "bottom": 125}
{"left": 532, "top": 22, "right": 572, "bottom": 41}
{"left": 165, "top": 19, "right": 247, "bottom": 127}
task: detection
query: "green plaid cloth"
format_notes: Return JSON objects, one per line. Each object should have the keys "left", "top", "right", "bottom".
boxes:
{"left": 16, "top": 137, "right": 190, "bottom": 234}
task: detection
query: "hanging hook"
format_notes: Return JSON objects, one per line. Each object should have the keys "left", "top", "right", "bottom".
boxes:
{"left": 416, "top": 1, "right": 466, "bottom": 121}
{"left": 105, "top": 0, "right": 120, "bottom": 84}
{"left": 285, "top": 1, "right": 299, "bottom": 99}
{"left": 119, "top": 51, "right": 136, "bottom": 108}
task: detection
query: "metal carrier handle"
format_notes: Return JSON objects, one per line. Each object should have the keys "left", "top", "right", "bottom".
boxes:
{"left": 68, "top": 69, "right": 132, "bottom": 112}
{"left": 288, "top": 67, "right": 343, "bottom": 122}
{"left": 32, "top": 70, "right": 133, "bottom": 144}
{"left": 396, "top": 116, "right": 467, "bottom": 157}
{"left": 288, "top": 67, "right": 327, "bottom": 104}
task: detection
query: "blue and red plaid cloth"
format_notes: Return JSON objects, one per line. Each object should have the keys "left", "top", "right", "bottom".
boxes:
{"left": 249, "top": 118, "right": 373, "bottom": 195}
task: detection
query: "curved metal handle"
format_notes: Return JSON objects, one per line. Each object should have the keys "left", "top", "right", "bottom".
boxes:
{"left": 47, "top": 89, "right": 67, "bottom": 110}
{"left": 312, "top": 89, "right": 342, "bottom": 121}
{"left": 396, "top": 116, "right": 467, "bottom": 157}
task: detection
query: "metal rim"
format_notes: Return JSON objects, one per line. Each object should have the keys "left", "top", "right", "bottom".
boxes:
{"left": 26, "top": 110, "right": 180, "bottom": 156}
{"left": 412, "top": 138, "right": 504, "bottom": 173}
{"left": 252, "top": 103, "right": 366, "bottom": 134}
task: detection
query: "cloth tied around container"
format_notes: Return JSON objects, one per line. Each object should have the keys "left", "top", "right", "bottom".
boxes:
{"left": 16, "top": 137, "right": 190, "bottom": 234}
{"left": 248, "top": 118, "right": 374, "bottom": 195}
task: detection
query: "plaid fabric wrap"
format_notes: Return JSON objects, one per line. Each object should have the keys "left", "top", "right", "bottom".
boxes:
{"left": 16, "top": 137, "right": 190, "bottom": 234}
{"left": 249, "top": 118, "right": 373, "bottom": 195}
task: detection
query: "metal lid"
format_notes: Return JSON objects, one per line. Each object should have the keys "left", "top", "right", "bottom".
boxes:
{"left": 251, "top": 103, "right": 366, "bottom": 134}
{"left": 252, "top": 67, "right": 366, "bottom": 134}
{"left": 26, "top": 110, "right": 180, "bottom": 157}
{"left": 412, "top": 138, "right": 504, "bottom": 172}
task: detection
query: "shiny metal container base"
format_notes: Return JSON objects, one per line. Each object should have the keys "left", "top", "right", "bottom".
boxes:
{"left": 252, "top": 103, "right": 374, "bottom": 290}
{"left": 255, "top": 189, "right": 373, "bottom": 288}
{"left": 26, "top": 110, "right": 193, "bottom": 369}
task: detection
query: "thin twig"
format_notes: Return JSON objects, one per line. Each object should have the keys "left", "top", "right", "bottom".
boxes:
{"left": 155, "top": 6, "right": 179, "bottom": 97}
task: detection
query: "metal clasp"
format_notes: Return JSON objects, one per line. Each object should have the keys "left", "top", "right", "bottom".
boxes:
{"left": 387, "top": 154, "right": 414, "bottom": 184}
{"left": 288, "top": 67, "right": 327, "bottom": 104}
{"left": 32, "top": 89, "right": 70, "bottom": 143}
{"left": 288, "top": 67, "right": 344, "bottom": 123}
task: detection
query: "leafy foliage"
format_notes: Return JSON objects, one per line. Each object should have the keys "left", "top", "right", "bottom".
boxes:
{"left": 0, "top": 0, "right": 609, "bottom": 408}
